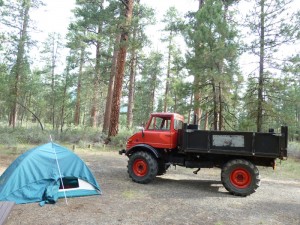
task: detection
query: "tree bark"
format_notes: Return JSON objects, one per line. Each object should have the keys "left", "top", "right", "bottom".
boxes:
{"left": 102, "top": 34, "right": 121, "bottom": 133}
{"left": 109, "top": 0, "right": 134, "bottom": 137}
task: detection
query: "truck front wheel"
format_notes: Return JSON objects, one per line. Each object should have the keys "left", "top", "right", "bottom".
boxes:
{"left": 221, "top": 159, "right": 260, "bottom": 196}
{"left": 128, "top": 151, "right": 158, "bottom": 184}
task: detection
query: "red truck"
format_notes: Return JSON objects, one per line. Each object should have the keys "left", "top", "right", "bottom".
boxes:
{"left": 119, "top": 112, "right": 288, "bottom": 196}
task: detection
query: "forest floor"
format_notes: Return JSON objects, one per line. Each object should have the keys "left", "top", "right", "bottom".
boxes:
{"left": 1, "top": 149, "right": 300, "bottom": 225}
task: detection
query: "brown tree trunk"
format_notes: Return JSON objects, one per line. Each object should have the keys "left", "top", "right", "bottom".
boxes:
{"left": 257, "top": 0, "right": 265, "bottom": 132}
{"left": 102, "top": 34, "right": 121, "bottom": 133}
{"left": 109, "top": 0, "right": 134, "bottom": 137}
{"left": 9, "top": 2, "right": 30, "bottom": 128}
{"left": 74, "top": 46, "right": 85, "bottom": 126}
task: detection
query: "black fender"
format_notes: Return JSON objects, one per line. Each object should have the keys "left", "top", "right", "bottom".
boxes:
{"left": 126, "top": 144, "right": 161, "bottom": 159}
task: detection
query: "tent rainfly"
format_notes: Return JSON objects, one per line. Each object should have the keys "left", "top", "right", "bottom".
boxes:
{"left": 0, "top": 142, "right": 101, "bottom": 205}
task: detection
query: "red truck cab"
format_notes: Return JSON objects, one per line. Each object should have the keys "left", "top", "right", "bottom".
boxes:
{"left": 126, "top": 113, "right": 184, "bottom": 151}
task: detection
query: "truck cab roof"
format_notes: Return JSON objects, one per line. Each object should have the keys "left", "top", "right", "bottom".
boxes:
{"left": 150, "top": 112, "right": 184, "bottom": 121}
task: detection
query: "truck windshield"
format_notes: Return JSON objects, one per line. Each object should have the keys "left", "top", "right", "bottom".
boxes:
{"left": 148, "top": 116, "right": 171, "bottom": 130}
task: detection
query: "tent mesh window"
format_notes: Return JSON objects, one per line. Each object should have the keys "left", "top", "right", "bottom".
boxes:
{"left": 59, "top": 177, "right": 79, "bottom": 189}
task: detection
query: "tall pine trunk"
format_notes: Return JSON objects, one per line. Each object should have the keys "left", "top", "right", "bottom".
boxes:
{"left": 102, "top": 34, "right": 120, "bottom": 133}
{"left": 109, "top": 0, "right": 134, "bottom": 137}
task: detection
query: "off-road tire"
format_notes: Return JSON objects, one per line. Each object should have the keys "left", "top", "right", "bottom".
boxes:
{"left": 128, "top": 151, "right": 158, "bottom": 184}
{"left": 221, "top": 159, "right": 260, "bottom": 197}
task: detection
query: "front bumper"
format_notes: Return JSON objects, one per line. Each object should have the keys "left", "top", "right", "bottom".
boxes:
{"left": 119, "top": 149, "right": 126, "bottom": 155}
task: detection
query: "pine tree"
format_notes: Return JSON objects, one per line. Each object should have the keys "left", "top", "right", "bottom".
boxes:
{"left": 161, "top": 7, "right": 182, "bottom": 112}
{"left": 126, "top": 1, "right": 154, "bottom": 129}
{"left": 0, "top": 0, "right": 43, "bottom": 127}
{"left": 40, "top": 32, "right": 64, "bottom": 130}
{"left": 184, "top": 0, "right": 240, "bottom": 130}
{"left": 244, "top": 0, "right": 299, "bottom": 132}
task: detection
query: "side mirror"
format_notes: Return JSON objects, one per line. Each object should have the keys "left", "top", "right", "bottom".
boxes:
{"left": 136, "top": 126, "right": 145, "bottom": 137}
{"left": 141, "top": 127, "right": 145, "bottom": 137}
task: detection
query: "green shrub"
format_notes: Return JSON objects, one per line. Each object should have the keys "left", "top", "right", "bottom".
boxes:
{"left": 110, "top": 127, "right": 135, "bottom": 148}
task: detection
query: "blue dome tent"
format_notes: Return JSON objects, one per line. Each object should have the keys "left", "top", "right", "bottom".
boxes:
{"left": 0, "top": 142, "right": 101, "bottom": 204}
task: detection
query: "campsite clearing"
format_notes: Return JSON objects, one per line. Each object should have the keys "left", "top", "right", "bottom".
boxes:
{"left": 1, "top": 150, "right": 300, "bottom": 225}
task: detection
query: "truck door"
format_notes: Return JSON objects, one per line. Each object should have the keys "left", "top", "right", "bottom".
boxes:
{"left": 144, "top": 116, "right": 172, "bottom": 149}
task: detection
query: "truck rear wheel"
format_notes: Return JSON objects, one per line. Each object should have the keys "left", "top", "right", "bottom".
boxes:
{"left": 128, "top": 151, "right": 158, "bottom": 184}
{"left": 221, "top": 159, "right": 260, "bottom": 196}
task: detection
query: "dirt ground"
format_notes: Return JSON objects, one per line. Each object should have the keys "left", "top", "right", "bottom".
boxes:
{"left": 1, "top": 151, "right": 300, "bottom": 225}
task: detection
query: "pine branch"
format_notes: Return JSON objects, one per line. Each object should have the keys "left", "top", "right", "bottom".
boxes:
{"left": 120, "top": 0, "right": 129, "bottom": 9}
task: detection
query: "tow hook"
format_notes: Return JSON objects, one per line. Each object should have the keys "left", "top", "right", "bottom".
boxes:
{"left": 119, "top": 149, "right": 126, "bottom": 155}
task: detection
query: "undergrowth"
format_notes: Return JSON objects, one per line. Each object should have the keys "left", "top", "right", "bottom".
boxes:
{"left": 0, "top": 125, "right": 135, "bottom": 152}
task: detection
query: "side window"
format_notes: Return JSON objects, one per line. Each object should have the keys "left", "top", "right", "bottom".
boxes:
{"left": 174, "top": 119, "right": 183, "bottom": 130}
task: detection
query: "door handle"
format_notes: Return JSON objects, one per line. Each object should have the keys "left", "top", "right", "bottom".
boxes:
{"left": 165, "top": 134, "right": 171, "bottom": 137}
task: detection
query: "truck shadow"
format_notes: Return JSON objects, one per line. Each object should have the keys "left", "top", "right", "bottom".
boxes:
{"left": 152, "top": 176, "right": 234, "bottom": 198}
